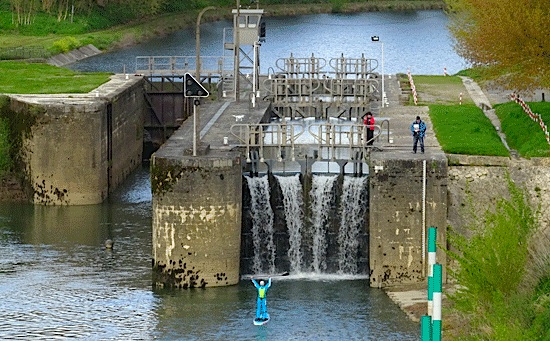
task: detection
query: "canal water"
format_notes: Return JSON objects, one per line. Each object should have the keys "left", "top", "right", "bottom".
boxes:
{"left": 0, "top": 165, "right": 419, "bottom": 339}
{"left": 0, "top": 10, "right": 462, "bottom": 339}
{"left": 69, "top": 10, "right": 468, "bottom": 75}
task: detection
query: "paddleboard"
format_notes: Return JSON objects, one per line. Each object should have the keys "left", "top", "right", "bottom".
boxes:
{"left": 253, "top": 316, "right": 270, "bottom": 326}
{"left": 241, "top": 271, "right": 289, "bottom": 280}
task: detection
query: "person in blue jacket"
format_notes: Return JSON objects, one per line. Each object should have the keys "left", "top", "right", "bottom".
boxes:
{"left": 410, "top": 115, "right": 427, "bottom": 154}
{"left": 252, "top": 278, "right": 271, "bottom": 321}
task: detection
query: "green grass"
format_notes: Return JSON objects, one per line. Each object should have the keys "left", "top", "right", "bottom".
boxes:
{"left": 0, "top": 61, "right": 112, "bottom": 94}
{"left": 455, "top": 68, "right": 487, "bottom": 83}
{"left": 429, "top": 104, "right": 509, "bottom": 156}
{"left": 494, "top": 102, "right": 550, "bottom": 158}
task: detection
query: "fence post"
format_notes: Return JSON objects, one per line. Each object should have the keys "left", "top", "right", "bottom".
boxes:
{"left": 421, "top": 315, "right": 432, "bottom": 341}
{"left": 427, "top": 227, "right": 437, "bottom": 315}
{"left": 432, "top": 264, "right": 443, "bottom": 341}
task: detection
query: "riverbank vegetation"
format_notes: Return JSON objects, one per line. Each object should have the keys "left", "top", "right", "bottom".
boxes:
{"left": 0, "top": 0, "right": 444, "bottom": 55}
{"left": 409, "top": 75, "right": 550, "bottom": 158}
{"left": 446, "top": 179, "right": 550, "bottom": 339}
{"left": 430, "top": 101, "right": 550, "bottom": 158}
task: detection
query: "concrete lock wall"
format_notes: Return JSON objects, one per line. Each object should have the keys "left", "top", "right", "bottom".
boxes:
{"left": 369, "top": 156, "right": 448, "bottom": 287}
{"left": 8, "top": 77, "right": 145, "bottom": 205}
{"left": 151, "top": 152, "right": 243, "bottom": 288}
{"left": 108, "top": 80, "right": 147, "bottom": 192}
{"left": 446, "top": 155, "right": 550, "bottom": 266}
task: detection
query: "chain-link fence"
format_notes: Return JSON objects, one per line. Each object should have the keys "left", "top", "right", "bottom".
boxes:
{"left": 0, "top": 46, "right": 49, "bottom": 60}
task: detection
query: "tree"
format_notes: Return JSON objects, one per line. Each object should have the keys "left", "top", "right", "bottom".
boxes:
{"left": 445, "top": 0, "right": 550, "bottom": 93}
{"left": 11, "top": 0, "right": 37, "bottom": 26}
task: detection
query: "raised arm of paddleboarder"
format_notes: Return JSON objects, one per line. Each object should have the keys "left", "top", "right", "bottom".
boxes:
{"left": 251, "top": 278, "right": 272, "bottom": 321}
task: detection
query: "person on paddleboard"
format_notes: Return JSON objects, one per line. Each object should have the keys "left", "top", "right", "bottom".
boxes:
{"left": 251, "top": 278, "right": 271, "bottom": 322}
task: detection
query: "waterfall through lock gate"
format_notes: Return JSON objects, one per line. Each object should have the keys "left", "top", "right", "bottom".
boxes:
{"left": 245, "top": 175, "right": 276, "bottom": 274}
{"left": 337, "top": 176, "right": 369, "bottom": 274}
{"left": 309, "top": 175, "right": 338, "bottom": 273}
{"left": 244, "top": 173, "right": 369, "bottom": 276}
{"left": 274, "top": 174, "right": 304, "bottom": 273}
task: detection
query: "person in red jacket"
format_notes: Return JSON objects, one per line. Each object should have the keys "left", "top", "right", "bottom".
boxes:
{"left": 363, "top": 111, "right": 375, "bottom": 146}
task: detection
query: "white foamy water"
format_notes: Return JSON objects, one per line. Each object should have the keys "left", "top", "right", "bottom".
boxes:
{"left": 275, "top": 174, "right": 304, "bottom": 273}
{"left": 245, "top": 175, "right": 276, "bottom": 274}
{"left": 338, "top": 176, "right": 368, "bottom": 274}
{"left": 309, "top": 174, "right": 338, "bottom": 273}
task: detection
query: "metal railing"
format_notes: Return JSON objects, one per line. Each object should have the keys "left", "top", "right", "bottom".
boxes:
{"left": 230, "top": 120, "right": 391, "bottom": 162}
{"left": 230, "top": 123, "right": 305, "bottom": 162}
{"left": 135, "top": 55, "right": 232, "bottom": 76}
{"left": 272, "top": 54, "right": 378, "bottom": 79}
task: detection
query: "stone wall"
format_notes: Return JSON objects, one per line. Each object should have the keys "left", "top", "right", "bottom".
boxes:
{"left": 109, "top": 81, "right": 147, "bottom": 193}
{"left": 447, "top": 155, "right": 550, "bottom": 260}
{"left": 368, "top": 153, "right": 550, "bottom": 288}
{"left": 7, "top": 76, "right": 145, "bottom": 205}
{"left": 369, "top": 154, "right": 448, "bottom": 287}
{"left": 151, "top": 151, "right": 243, "bottom": 288}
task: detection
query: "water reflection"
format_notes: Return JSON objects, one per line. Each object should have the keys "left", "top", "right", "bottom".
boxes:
{"left": 0, "top": 165, "right": 419, "bottom": 339}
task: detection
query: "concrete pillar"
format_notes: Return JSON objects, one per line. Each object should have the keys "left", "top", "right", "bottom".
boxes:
{"left": 151, "top": 151, "right": 243, "bottom": 288}
{"left": 368, "top": 156, "right": 447, "bottom": 287}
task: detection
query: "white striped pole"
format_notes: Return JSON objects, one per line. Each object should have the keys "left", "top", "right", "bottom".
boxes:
{"left": 432, "top": 263, "right": 443, "bottom": 341}
{"left": 421, "top": 315, "right": 432, "bottom": 341}
{"left": 427, "top": 227, "right": 437, "bottom": 316}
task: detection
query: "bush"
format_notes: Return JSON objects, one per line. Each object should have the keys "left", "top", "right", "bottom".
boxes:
{"left": 446, "top": 178, "right": 550, "bottom": 339}
{"left": 51, "top": 36, "right": 81, "bottom": 54}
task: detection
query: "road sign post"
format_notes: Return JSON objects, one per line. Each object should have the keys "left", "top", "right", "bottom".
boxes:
{"left": 184, "top": 73, "right": 209, "bottom": 156}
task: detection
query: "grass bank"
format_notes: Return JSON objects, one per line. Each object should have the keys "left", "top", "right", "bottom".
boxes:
{"left": 408, "top": 75, "right": 550, "bottom": 158}
{"left": 429, "top": 104, "right": 509, "bottom": 156}
{"left": 495, "top": 102, "right": 550, "bottom": 158}
{"left": 0, "top": 61, "right": 112, "bottom": 94}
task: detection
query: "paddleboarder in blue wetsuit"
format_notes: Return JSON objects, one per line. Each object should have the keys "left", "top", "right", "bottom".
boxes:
{"left": 251, "top": 278, "right": 271, "bottom": 323}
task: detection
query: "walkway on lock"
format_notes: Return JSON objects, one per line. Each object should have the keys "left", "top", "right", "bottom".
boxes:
{"left": 155, "top": 67, "right": 528, "bottom": 165}
{"left": 165, "top": 73, "right": 448, "bottom": 164}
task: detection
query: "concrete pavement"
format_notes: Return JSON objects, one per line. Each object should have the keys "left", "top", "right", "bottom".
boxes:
{"left": 459, "top": 76, "right": 513, "bottom": 153}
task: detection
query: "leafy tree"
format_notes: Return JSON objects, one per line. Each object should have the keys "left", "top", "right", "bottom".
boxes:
{"left": 445, "top": 0, "right": 550, "bottom": 93}
{"left": 10, "top": 0, "right": 37, "bottom": 26}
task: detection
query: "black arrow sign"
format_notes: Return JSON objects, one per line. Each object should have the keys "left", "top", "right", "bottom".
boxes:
{"left": 184, "top": 73, "right": 209, "bottom": 98}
